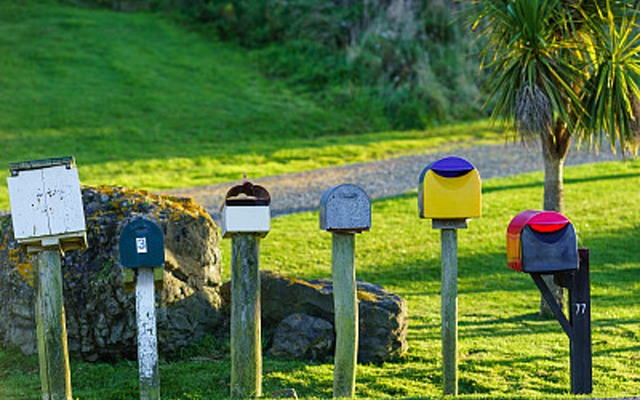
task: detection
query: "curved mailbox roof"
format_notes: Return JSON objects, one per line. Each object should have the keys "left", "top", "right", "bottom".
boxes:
{"left": 319, "top": 184, "right": 371, "bottom": 232}
{"left": 419, "top": 156, "right": 476, "bottom": 181}
{"left": 224, "top": 181, "right": 271, "bottom": 207}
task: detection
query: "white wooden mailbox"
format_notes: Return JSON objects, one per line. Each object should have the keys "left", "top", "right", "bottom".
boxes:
{"left": 221, "top": 181, "right": 271, "bottom": 238}
{"left": 7, "top": 157, "right": 87, "bottom": 252}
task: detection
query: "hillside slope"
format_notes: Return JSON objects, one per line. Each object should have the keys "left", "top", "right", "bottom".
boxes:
{"left": 0, "top": 0, "right": 387, "bottom": 207}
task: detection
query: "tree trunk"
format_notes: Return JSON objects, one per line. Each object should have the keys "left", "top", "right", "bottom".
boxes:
{"left": 539, "top": 123, "right": 570, "bottom": 317}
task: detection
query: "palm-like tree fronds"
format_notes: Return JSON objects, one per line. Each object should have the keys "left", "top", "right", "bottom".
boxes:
{"left": 578, "top": 2, "right": 640, "bottom": 154}
{"left": 468, "top": 0, "right": 585, "bottom": 140}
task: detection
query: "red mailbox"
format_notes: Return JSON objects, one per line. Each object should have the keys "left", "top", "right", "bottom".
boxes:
{"left": 507, "top": 210, "right": 578, "bottom": 273}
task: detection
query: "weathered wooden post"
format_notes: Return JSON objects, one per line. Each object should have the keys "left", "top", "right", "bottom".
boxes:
{"left": 119, "top": 218, "right": 165, "bottom": 400}
{"left": 319, "top": 184, "right": 371, "bottom": 399}
{"left": 419, "top": 156, "right": 482, "bottom": 396}
{"left": 7, "top": 157, "right": 88, "bottom": 400}
{"left": 507, "top": 211, "right": 592, "bottom": 395}
{"left": 222, "top": 180, "right": 271, "bottom": 399}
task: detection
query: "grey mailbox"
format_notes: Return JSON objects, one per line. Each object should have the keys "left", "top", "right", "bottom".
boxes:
{"left": 521, "top": 224, "right": 578, "bottom": 273}
{"left": 319, "top": 184, "right": 371, "bottom": 233}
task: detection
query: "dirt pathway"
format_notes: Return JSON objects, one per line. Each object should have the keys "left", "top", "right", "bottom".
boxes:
{"left": 162, "top": 142, "right": 624, "bottom": 222}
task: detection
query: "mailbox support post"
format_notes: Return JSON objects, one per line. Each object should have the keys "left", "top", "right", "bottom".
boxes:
{"left": 570, "top": 248, "right": 592, "bottom": 395}
{"left": 8, "top": 157, "right": 87, "bottom": 400}
{"left": 135, "top": 267, "right": 160, "bottom": 400}
{"left": 32, "top": 248, "right": 72, "bottom": 400}
{"left": 332, "top": 232, "right": 358, "bottom": 399}
{"left": 440, "top": 228, "right": 458, "bottom": 397}
{"left": 530, "top": 248, "right": 592, "bottom": 396}
{"left": 119, "top": 218, "right": 165, "bottom": 400}
{"left": 231, "top": 234, "right": 262, "bottom": 399}
{"left": 433, "top": 219, "right": 467, "bottom": 397}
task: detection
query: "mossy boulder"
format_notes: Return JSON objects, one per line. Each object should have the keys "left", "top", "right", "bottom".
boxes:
{"left": 0, "top": 186, "right": 222, "bottom": 361}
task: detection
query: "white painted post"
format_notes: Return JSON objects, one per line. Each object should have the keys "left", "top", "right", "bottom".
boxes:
{"left": 136, "top": 268, "right": 160, "bottom": 400}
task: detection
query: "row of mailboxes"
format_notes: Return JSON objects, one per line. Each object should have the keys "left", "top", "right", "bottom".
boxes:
{"left": 7, "top": 156, "right": 579, "bottom": 275}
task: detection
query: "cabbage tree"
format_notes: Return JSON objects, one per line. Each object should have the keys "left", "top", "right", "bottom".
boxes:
{"left": 467, "top": 0, "right": 640, "bottom": 315}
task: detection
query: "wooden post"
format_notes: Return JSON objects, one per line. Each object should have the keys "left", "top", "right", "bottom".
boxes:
{"left": 231, "top": 234, "right": 262, "bottom": 399}
{"left": 32, "top": 248, "right": 73, "bottom": 400}
{"left": 135, "top": 267, "right": 160, "bottom": 400}
{"left": 570, "top": 248, "right": 592, "bottom": 395}
{"left": 332, "top": 232, "right": 357, "bottom": 399}
{"left": 440, "top": 228, "right": 458, "bottom": 396}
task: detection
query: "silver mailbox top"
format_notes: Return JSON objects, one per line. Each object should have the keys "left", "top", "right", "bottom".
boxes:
{"left": 319, "top": 184, "right": 371, "bottom": 233}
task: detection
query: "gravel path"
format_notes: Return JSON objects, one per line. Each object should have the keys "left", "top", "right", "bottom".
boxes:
{"left": 162, "top": 142, "right": 625, "bottom": 222}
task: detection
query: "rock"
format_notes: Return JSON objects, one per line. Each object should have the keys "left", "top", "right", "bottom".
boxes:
{"left": 222, "top": 270, "right": 408, "bottom": 364}
{"left": 268, "top": 313, "right": 333, "bottom": 360}
{"left": 0, "top": 185, "right": 222, "bottom": 361}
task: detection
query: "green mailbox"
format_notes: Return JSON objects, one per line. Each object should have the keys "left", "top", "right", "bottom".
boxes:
{"left": 119, "top": 218, "right": 165, "bottom": 292}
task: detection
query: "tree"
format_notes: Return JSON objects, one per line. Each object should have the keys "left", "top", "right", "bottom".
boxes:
{"left": 466, "top": 0, "right": 640, "bottom": 316}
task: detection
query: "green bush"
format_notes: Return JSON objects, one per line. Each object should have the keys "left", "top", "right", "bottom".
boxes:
{"left": 63, "top": 0, "right": 485, "bottom": 129}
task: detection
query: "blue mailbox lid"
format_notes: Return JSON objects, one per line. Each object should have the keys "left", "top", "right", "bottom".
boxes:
{"left": 429, "top": 156, "right": 475, "bottom": 178}
{"left": 119, "top": 218, "right": 165, "bottom": 269}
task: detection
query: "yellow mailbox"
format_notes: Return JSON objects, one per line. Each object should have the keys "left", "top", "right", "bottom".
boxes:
{"left": 419, "top": 156, "right": 481, "bottom": 219}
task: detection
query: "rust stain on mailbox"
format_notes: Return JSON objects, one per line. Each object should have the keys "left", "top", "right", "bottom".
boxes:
{"left": 319, "top": 184, "right": 371, "bottom": 233}
{"left": 221, "top": 181, "right": 271, "bottom": 238}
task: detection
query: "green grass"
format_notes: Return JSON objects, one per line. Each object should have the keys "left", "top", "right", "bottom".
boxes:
{"left": 2, "top": 160, "right": 639, "bottom": 399}
{"left": 0, "top": 0, "right": 502, "bottom": 210}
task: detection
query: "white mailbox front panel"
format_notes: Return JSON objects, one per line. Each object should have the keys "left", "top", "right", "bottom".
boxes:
{"left": 222, "top": 205, "right": 270, "bottom": 238}
{"left": 7, "top": 165, "right": 86, "bottom": 241}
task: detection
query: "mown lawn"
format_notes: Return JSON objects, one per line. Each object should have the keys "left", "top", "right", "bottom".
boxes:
{"left": 0, "top": 0, "right": 502, "bottom": 211}
{"left": 1, "top": 160, "right": 638, "bottom": 399}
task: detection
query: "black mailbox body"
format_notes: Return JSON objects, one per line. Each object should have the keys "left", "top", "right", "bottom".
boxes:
{"left": 521, "top": 224, "right": 578, "bottom": 273}
{"left": 120, "top": 219, "right": 165, "bottom": 269}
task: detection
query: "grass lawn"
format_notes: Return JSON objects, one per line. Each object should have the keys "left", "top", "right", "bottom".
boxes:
{"left": 1, "top": 160, "right": 639, "bottom": 399}
{"left": 0, "top": 0, "right": 503, "bottom": 211}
